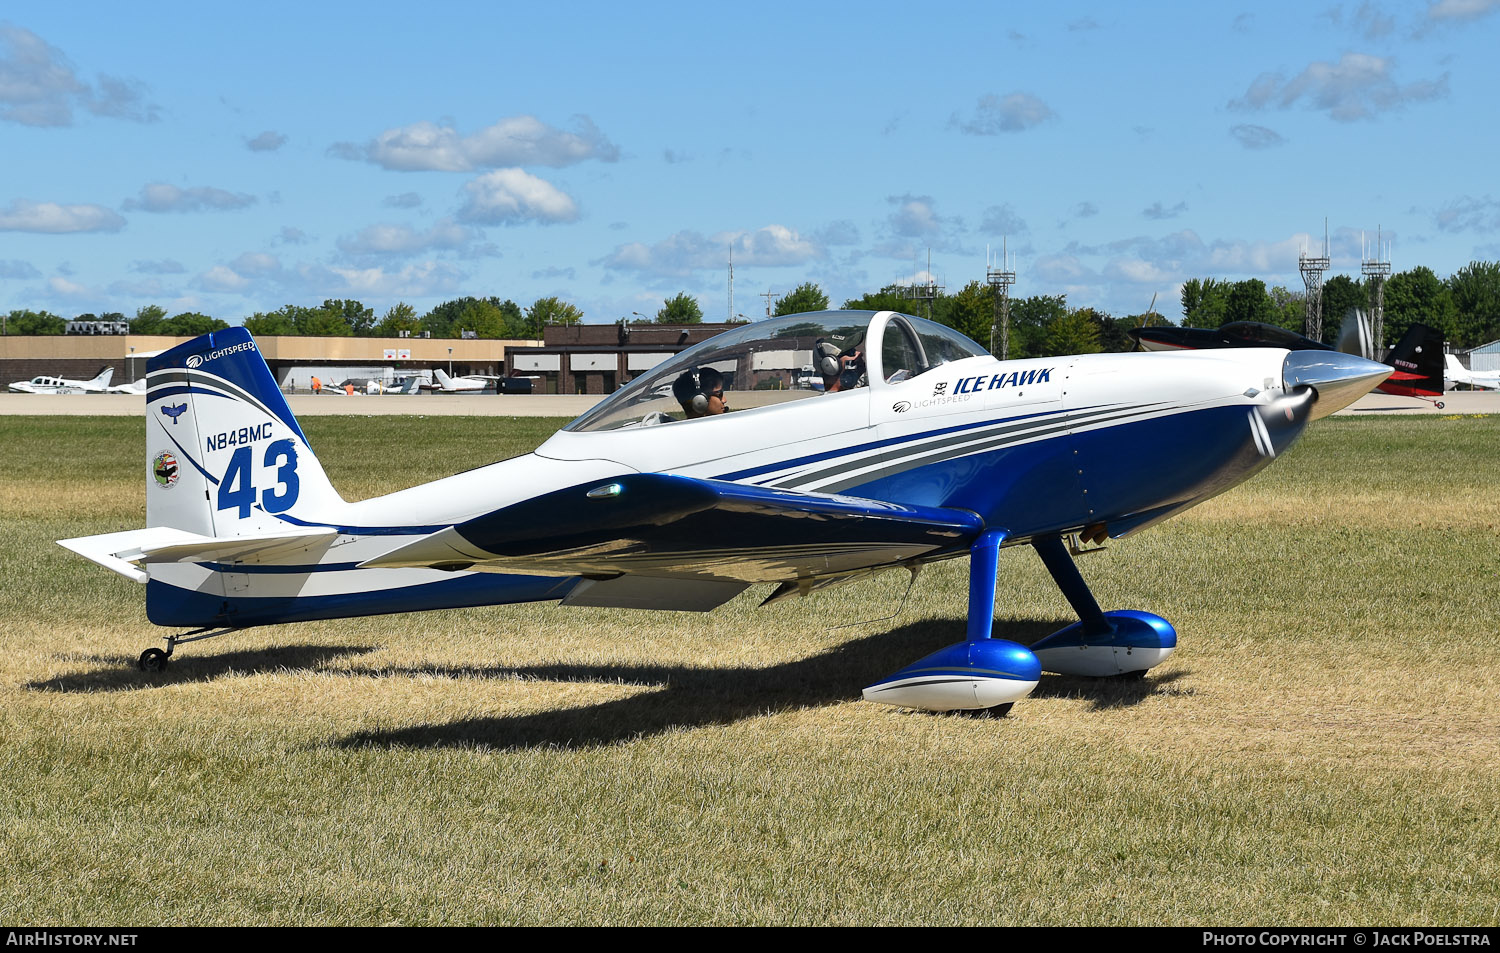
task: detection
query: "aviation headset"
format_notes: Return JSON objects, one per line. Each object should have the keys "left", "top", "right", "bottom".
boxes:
{"left": 672, "top": 366, "right": 725, "bottom": 416}
{"left": 815, "top": 340, "right": 843, "bottom": 379}
{"left": 816, "top": 339, "right": 865, "bottom": 390}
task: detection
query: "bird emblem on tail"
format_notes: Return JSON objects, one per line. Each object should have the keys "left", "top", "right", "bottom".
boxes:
{"left": 161, "top": 403, "right": 187, "bottom": 425}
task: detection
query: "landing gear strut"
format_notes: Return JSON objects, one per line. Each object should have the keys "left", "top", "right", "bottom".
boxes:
{"left": 862, "top": 530, "right": 1042, "bottom": 713}
{"left": 134, "top": 626, "right": 236, "bottom": 673}
{"left": 1028, "top": 535, "right": 1177, "bottom": 677}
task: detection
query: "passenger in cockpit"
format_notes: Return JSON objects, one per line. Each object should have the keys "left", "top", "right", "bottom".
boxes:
{"left": 672, "top": 366, "right": 727, "bottom": 419}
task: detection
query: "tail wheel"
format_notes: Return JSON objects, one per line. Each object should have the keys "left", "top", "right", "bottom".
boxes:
{"left": 138, "top": 647, "right": 169, "bottom": 672}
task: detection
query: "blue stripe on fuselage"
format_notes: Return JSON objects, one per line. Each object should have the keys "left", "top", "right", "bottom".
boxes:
{"left": 146, "top": 572, "right": 580, "bottom": 627}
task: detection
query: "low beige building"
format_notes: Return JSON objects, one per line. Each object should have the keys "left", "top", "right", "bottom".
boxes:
{"left": 1, "top": 334, "right": 541, "bottom": 390}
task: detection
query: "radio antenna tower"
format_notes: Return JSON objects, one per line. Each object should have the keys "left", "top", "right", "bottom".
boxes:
{"left": 1361, "top": 226, "right": 1392, "bottom": 353}
{"left": 1299, "top": 219, "right": 1330, "bottom": 342}
{"left": 904, "top": 248, "right": 942, "bottom": 321}
{"left": 986, "top": 239, "right": 1016, "bottom": 359}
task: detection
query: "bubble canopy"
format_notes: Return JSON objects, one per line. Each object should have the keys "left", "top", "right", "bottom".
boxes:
{"left": 564, "top": 310, "right": 989, "bottom": 433}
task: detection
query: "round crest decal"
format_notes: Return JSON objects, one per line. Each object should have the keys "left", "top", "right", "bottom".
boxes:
{"left": 152, "top": 451, "right": 179, "bottom": 488}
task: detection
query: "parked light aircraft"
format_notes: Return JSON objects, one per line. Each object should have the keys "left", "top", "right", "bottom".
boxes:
{"left": 8, "top": 366, "right": 114, "bottom": 394}
{"left": 1445, "top": 354, "right": 1500, "bottom": 390}
{"left": 108, "top": 378, "right": 148, "bottom": 395}
{"left": 427, "top": 368, "right": 499, "bottom": 393}
{"left": 59, "top": 312, "right": 1391, "bottom": 714}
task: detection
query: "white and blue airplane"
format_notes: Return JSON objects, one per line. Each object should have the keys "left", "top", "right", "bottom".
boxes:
{"left": 58, "top": 311, "right": 1391, "bottom": 714}
{"left": 9, "top": 366, "right": 115, "bottom": 394}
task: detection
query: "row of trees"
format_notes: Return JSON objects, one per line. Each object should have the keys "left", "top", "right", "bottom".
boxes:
{"left": 6, "top": 260, "right": 1500, "bottom": 352}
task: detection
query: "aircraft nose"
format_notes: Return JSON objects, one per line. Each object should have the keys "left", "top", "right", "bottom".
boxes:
{"left": 1282, "top": 351, "right": 1393, "bottom": 419}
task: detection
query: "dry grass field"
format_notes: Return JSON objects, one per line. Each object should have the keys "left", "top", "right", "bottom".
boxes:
{"left": 1, "top": 413, "right": 1497, "bottom": 925}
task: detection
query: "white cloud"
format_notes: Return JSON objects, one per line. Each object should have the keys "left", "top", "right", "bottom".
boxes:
{"left": 130, "top": 259, "right": 186, "bottom": 275}
{"left": 0, "top": 25, "right": 157, "bottom": 126}
{"left": 456, "top": 169, "right": 579, "bottom": 225}
{"left": 1230, "top": 124, "right": 1286, "bottom": 149}
{"left": 950, "top": 92, "right": 1055, "bottom": 134}
{"left": 336, "top": 219, "right": 482, "bottom": 256}
{"left": 0, "top": 259, "right": 41, "bottom": 279}
{"left": 0, "top": 199, "right": 125, "bottom": 233}
{"left": 246, "top": 130, "right": 287, "bottom": 152}
{"left": 814, "top": 220, "right": 860, "bottom": 246}
{"left": 602, "top": 224, "right": 824, "bottom": 277}
{"left": 325, "top": 260, "right": 466, "bottom": 297}
{"left": 1434, "top": 195, "right": 1500, "bottom": 233}
{"left": 47, "top": 275, "right": 94, "bottom": 298}
{"left": 383, "top": 192, "right": 423, "bottom": 209}
{"left": 1230, "top": 53, "right": 1447, "bottom": 121}
{"left": 1143, "top": 201, "right": 1189, "bottom": 220}
{"left": 1426, "top": 0, "right": 1500, "bottom": 23}
{"left": 887, "top": 194, "right": 945, "bottom": 237}
{"left": 1351, "top": 2, "right": 1396, "bottom": 37}
{"left": 198, "top": 265, "right": 253, "bottom": 292}
{"left": 107, "top": 277, "right": 169, "bottom": 297}
{"left": 980, "top": 204, "right": 1030, "bottom": 236}
{"left": 229, "top": 252, "right": 282, "bottom": 276}
{"left": 1103, "top": 258, "right": 1174, "bottom": 284}
{"left": 1203, "top": 234, "right": 1309, "bottom": 273}
{"left": 337, "top": 115, "right": 619, "bottom": 172}
{"left": 1033, "top": 254, "right": 1098, "bottom": 284}
{"left": 123, "top": 183, "right": 257, "bottom": 213}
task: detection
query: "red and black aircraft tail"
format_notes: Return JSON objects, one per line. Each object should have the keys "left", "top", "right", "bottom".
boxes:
{"left": 1377, "top": 323, "right": 1445, "bottom": 401}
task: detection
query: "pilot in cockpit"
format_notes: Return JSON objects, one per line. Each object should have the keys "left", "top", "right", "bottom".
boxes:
{"left": 672, "top": 366, "right": 727, "bottom": 419}
{"left": 816, "top": 340, "right": 866, "bottom": 393}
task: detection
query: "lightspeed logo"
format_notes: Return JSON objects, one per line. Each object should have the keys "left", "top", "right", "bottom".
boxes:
{"left": 186, "top": 341, "right": 257, "bottom": 368}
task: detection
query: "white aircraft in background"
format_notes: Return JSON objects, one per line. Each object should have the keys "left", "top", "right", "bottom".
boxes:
{"left": 1445, "top": 354, "right": 1500, "bottom": 390}
{"left": 8, "top": 367, "right": 115, "bottom": 394}
{"left": 60, "top": 313, "right": 1392, "bottom": 716}
{"left": 428, "top": 368, "right": 501, "bottom": 393}
{"left": 109, "top": 378, "right": 149, "bottom": 395}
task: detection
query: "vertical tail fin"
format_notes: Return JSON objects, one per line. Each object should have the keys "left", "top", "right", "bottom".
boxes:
{"left": 146, "top": 328, "right": 345, "bottom": 537}
{"left": 89, "top": 366, "right": 115, "bottom": 389}
{"left": 433, "top": 368, "right": 454, "bottom": 389}
{"left": 1380, "top": 323, "right": 1444, "bottom": 398}
{"left": 1445, "top": 353, "right": 1465, "bottom": 385}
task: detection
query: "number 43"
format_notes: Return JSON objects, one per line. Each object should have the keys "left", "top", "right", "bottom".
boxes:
{"left": 216, "top": 440, "right": 301, "bottom": 517}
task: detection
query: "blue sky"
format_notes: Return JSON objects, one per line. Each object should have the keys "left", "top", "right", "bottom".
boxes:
{"left": 2, "top": 1, "right": 1497, "bottom": 326}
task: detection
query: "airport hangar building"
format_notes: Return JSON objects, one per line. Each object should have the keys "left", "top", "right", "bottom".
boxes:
{"left": 1, "top": 323, "right": 744, "bottom": 394}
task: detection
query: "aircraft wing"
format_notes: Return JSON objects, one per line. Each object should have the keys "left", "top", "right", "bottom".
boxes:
{"left": 361, "top": 474, "right": 984, "bottom": 584}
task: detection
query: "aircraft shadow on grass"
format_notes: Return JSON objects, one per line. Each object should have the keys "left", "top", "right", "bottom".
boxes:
{"left": 25, "top": 644, "right": 380, "bottom": 693}
{"left": 331, "top": 616, "right": 1185, "bottom": 751}
{"left": 25, "top": 618, "right": 1186, "bottom": 743}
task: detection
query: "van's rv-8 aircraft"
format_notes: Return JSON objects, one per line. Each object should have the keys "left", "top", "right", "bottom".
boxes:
{"left": 59, "top": 311, "right": 1391, "bottom": 715}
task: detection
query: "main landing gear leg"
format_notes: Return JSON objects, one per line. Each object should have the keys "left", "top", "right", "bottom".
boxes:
{"left": 1028, "top": 535, "right": 1177, "bottom": 678}
{"left": 861, "top": 529, "right": 1041, "bottom": 714}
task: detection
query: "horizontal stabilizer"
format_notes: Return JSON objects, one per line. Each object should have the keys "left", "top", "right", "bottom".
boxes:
{"left": 59, "top": 526, "right": 338, "bottom": 583}
{"left": 361, "top": 474, "right": 984, "bottom": 584}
